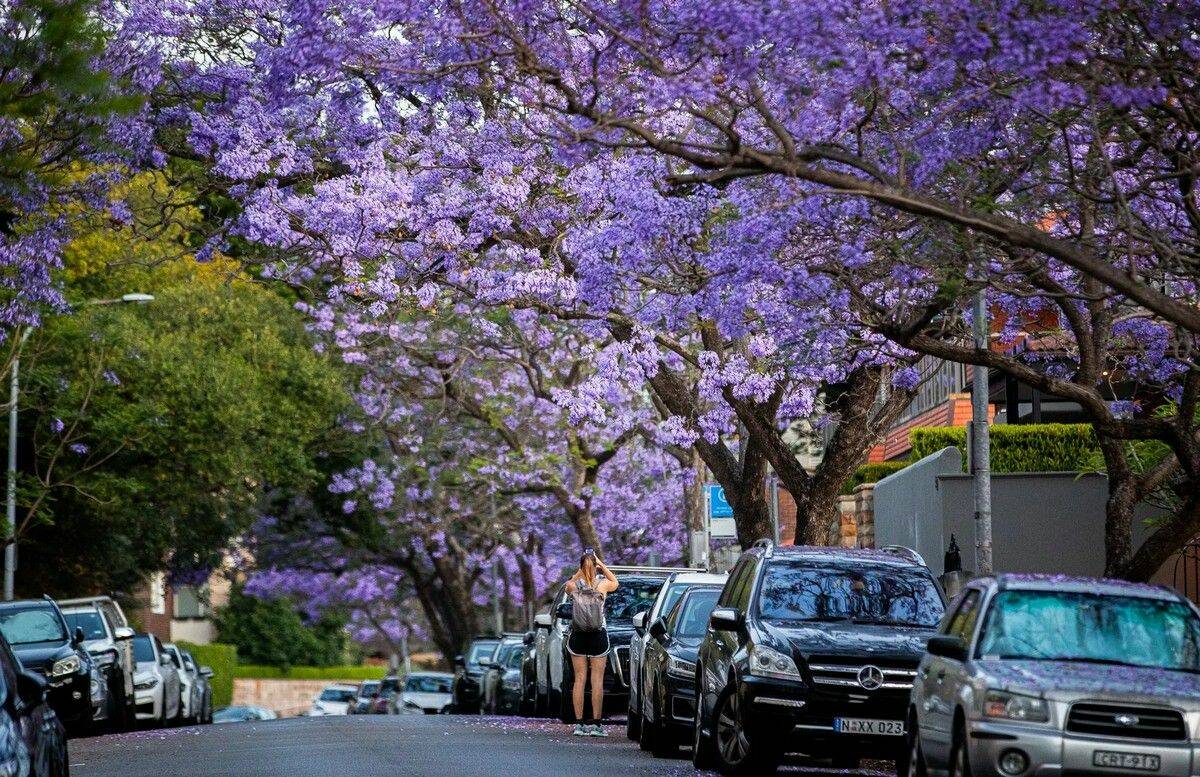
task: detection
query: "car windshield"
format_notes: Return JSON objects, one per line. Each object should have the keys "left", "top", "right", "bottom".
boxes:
{"left": 380, "top": 677, "right": 400, "bottom": 694}
{"left": 319, "top": 688, "right": 355, "bottom": 702}
{"left": 493, "top": 642, "right": 520, "bottom": 666}
{"left": 657, "top": 582, "right": 690, "bottom": 621}
{"left": 359, "top": 682, "right": 380, "bottom": 697}
{"left": 132, "top": 635, "right": 156, "bottom": 662}
{"left": 0, "top": 606, "right": 67, "bottom": 645}
{"left": 63, "top": 610, "right": 107, "bottom": 640}
{"left": 604, "top": 578, "right": 664, "bottom": 622}
{"left": 405, "top": 675, "right": 452, "bottom": 693}
{"left": 756, "top": 561, "right": 944, "bottom": 627}
{"left": 674, "top": 589, "right": 721, "bottom": 638}
{"left": 977, "top": 590, "right": 1200, "bottom": 672}
{"left": 466, "top": 641, "right": 498, "bottom": 668}
{"left": 505, "top": 647, "right": 523, "bottom": 669}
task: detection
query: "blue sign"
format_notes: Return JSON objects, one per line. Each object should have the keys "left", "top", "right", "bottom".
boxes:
{"left": 707, "top": 485, "right": 733, "bottom": 518}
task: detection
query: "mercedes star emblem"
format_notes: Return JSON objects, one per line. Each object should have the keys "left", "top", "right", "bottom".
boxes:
{"left": 857, "top": 664, "right": 884, "bottom": 691}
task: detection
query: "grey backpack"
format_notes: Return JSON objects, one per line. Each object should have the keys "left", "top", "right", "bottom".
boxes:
{"left": 571, "top": 584, "right": 606, "bottom": 632}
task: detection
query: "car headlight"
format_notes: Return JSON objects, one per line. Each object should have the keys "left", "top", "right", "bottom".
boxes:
{"left": 667, "top": 656, "right": 696, "bottom": 679}
{"left": 92, "top": 650, "right": 118, "bottom": 668}
{"left": 51, "top": 655, "right": 82, "bottom": 677}
{"left": 984, "top": 690, "right": 1049, "bottom": 723}
{"left": 134, "top": 676, "right": 159, "bottom": 691}
{"left": 748, "top": 643, "right": 801, "bottom": 681}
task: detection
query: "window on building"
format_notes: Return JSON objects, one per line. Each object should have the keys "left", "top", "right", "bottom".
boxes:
{"left": 149, "top": 572, "right": 166, "bottom": 615}
{"left": 173, "top": 585, "right": 209, "bottom": 619}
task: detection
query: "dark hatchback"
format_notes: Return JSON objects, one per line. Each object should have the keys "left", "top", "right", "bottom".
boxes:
{"left": 451, "top": 637, "right": 499, "bottom": 713}
{"left": 0, "top": 599, "right": 94, "bottom": 731}
{"left": 694, "top": 543, "right": 945, "bottom": 775}
{"left": 0, "top": 627, "right": 68, "bottom": 775}
{"left": 640, "top": 586, "right": 721, "bottom": 756}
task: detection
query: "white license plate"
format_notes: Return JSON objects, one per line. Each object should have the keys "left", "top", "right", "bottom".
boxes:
{"left": 1093, "top": 750, "right": 1161, "bottom": 771}
{"left": 832, "top": 717, "right": 905, "bottom": 736}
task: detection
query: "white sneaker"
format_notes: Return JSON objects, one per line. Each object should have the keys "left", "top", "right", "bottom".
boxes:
{"left": 573, "top": 723, "right": 588, "bottom": 736}
{"left": 589, "top": 724, "right": 608, "bottom": 737}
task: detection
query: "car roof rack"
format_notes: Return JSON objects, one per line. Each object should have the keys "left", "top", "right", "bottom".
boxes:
{"left": 879, "top": 545, "right": 926, "bottom": 566}
{"left": 752, "top": 538, "right": 774, "bottom": 558}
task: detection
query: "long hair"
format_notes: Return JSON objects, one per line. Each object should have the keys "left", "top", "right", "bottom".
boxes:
{"left": 579, "top": 552, "right": 598, "bottom": 589}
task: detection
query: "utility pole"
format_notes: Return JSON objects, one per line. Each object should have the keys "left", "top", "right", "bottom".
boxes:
{"left": 970, "top": 288, "right": 993, "bottom": 575}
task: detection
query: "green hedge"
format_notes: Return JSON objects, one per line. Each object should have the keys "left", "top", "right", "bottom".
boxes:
{"left": 909, "top": 423, "right": 1099, "bottom": 473}
{"left": 232, "top": 664, "right": 388, "bottom": 681}
{"left": 177, "top": 642, "right": 237, "bottom": 708}
{"left": 840, "top": 461, "right": 910, "bottom": 494}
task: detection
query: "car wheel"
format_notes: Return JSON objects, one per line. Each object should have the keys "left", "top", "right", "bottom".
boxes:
{"left": 625, "top": 708, "right": 641, "bottom": 741}
{"left": 648, "top": 699, "right": 678, "bottom": 758}
{"left": 638, "top": 698, "right": 656, "bottom": 752}
{"left": 901, "top": 711, "right": 925, "bottom": 777}
{"left": 714, "top": 688, "right": 780, "bottom": 776}
{"left": 949, "top": 721, "right": 973, "bottom": 777}
{"left": 692, "top": 688, "right": 718, "bottom": 770}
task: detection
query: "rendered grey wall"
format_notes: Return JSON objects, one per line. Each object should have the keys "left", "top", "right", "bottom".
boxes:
{"left": 872, "top": 447, "right": 963, "bottom": 574}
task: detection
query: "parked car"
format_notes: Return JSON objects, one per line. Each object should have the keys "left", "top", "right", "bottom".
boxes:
{"left": 131, "top": 632, "right": 182, "bottom": 726}
{"left": 179, "top": 647, "right": 214, "bottom": 724}
{"left": 393, "top": 671, "right": 454, "bottom": 714}
{"left": 627, "top": 570, "right": 727, "bottom": 740}
{"left": 451, "top": 637, "right": 500, "bottom": 713}
{"left": 308, "top": 683, "right": 357, "bottom": 716}
{"left": 535, "top": 565, "right": 687, "bottom": 721}
{"left": 481, "top": 635, "right": 525, "bottom": 714}
{"left": 906, "top": 573, "right": 1200, "bottom": 777}
{"left": 59, "top": 596, "right": 136, "bottom": 731}
{"left": 519, "top": 630, "right": 538, "bottom": 715}
{"left": 693, "top": 542, "right": 945, "bottom": 774}
{"left": 639, "top": 585, "right": 723, "bottom": 756}
{"left": 0, "top": 626, "right": 69, "bottom": 775}
{"left": 60, "top": 600, "right": 136, "bottom": 731}
{"left": 0, "top": 597, "right": 97, "bottom": 732}
{"left": 377, "top": 674, "right": 401, "bottom": 712}
{"left": 349, "top": 680, "right": 383, "bottom": 714}
{"left": 213, "top": 705, "right": 277, "bottom": 724}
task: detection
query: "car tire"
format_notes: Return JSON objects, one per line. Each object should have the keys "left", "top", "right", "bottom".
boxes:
{"left": 713, "top": 687, "right": 780, "bottom": 776}
{"left": 546, "top": 687, "right": 561, "bottom": 720}
{"left": 638, "top": 701, "right": 656, "bottom": 751}
{"left": 949, "top": 721, "right": 973, "bottom": 777}
{"left": 558, "top": 684, "right": 574, "bottom": 724}
{"left": 625, "top": 708, "right": 641, "bottom": 741}
{"left": 901, "top": 710, "right": 925, "bottom": 777}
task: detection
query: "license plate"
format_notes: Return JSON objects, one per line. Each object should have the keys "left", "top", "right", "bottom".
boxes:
{"left": 1093, "top": 750, "right": 1161, "bottom": 771}
{"left": 832, "top": 717, "right": 905, "bottom": 736}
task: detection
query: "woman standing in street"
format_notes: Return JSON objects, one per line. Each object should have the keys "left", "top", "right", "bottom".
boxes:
{"left": 565, "top": 549, "right": 619, "bottom": 736}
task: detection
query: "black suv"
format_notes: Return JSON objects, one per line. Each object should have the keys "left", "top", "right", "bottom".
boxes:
{"left": 0, "top": 597, "right": 96, "bottom": 731}
{"left": 451, "top": 636, "right": 500, "bottom": 713}
{"left": 693, "top": 542, "right": 945, "bottom": 775}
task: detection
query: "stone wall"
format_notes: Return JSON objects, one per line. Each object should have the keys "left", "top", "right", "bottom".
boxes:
{"left": 830, "top": 483, "right": 875, "bottom": 548}
{"left": 233, "top": 678, "right": 356, "bottom": 718}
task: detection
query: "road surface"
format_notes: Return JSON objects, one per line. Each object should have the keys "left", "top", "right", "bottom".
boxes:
{"left": 70, "top": 716, "right": 894, "bottom": 776}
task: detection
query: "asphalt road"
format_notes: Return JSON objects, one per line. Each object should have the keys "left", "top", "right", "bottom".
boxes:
{"left": 70, "top": 716, "right": 895, "bottom": 776}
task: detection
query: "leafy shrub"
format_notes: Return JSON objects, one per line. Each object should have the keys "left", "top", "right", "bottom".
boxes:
{"left": 177, "top": 641, "right": 237, "bottom": 708}
{"left": 840, "top": 461, "right": 910, "bottom": 494}
{"left": 909, "top": 424, "right": 1098, "bottom": 473}
{"left": 214, "top": 586, "right": 346, "bottom": 670}
{"left": 233, "top": 665, "right": 388, "bottom": 681}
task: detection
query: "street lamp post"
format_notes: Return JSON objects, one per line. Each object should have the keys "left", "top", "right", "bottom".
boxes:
{"left": 3, "top": 292, "right": 154, "bottom": 600}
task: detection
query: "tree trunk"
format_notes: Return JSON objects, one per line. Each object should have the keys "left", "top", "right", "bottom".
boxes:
{"left": 683, "top": 448, "right": 705, "bottom": 563}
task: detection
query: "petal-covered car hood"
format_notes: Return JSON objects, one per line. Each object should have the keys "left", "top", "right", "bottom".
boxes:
{"left": 976, "top": 659, "right": 1200, "bottom": 703}
{"left": 764, "top": 621, "right": 933, "bottom": 660}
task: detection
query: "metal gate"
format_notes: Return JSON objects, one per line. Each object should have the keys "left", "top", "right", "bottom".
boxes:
{"left": 1173, "top": 538, "right": 1200, "bottom": 604}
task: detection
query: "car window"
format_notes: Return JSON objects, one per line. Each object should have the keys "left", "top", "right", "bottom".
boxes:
{"left": 977, "top": 590, "right": 1200, "bottom": 671}
{"left": 405, "top": 675, "right": 452, "bottom": 693}
{"left": 467, "top": 641, "right": 499, "bottom": 667}
{"left": 63, "top": 609, "right": 108, "bottom": 640}
{"left": 718, "top": 560, "right": 750, "bottom": 607}
{"left": 0, "top": 606, "right": 67, "bottom": 645}
{"left": 674, "top": 589, "right": 721, "bottom": 638}
{"left": 755, "top": 561, "right": 944, "bottom": 627}
{"left": 319, "top": 688, "right": 355, "bottom": 702}
{"left": 945, "top": 590, "right": 982, "bottom": 640}
{"left": 359, "top": 682, "right": 380, "bottom": 696}
{"left": 0, "top": 636, "right": 19, "bottom": 700}
{"left": 655, "top": 582, "right": 690, "bottom": 621}
{"left": 505, "top": 648, "right": 523, "bottom": 669}
{"left": 132, "top": 635, "right": 156, "bottom": 662}
{"left": 730, "top": 559, "right": 759, "bottom": 611}
{"left": 603, "top": 578, "right": 664, "bottom": 622}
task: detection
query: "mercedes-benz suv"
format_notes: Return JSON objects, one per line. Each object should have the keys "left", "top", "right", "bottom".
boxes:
{"left": 693, "top": 541, "right": 945, "bottom": 775}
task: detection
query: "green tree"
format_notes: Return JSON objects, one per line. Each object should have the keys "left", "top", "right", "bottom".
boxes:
{"left": 214, "top": 587, "right": 346, "bottom": 670}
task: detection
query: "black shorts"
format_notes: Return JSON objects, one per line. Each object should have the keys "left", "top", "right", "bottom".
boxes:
{"left": 567, "top": 629, "right": 610, "bottom": 658}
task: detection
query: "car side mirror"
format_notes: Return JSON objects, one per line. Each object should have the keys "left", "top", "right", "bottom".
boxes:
{"left": 632, "top": 612, "right": 648, "bottom": 633}
{"left": 454, "top": 654, "right": 465, "bottom": 667}
{"left": 200, "top": 666, "right": 214, "bottom": 678}
{"left": 72, "top": 627, "right": 86, "bottom": 646}
{"left": 648, "top": 618, "right": 668, "bottom": 642}
{"left": 927, "top": 635, "right": 969, "bottom": 662}
{"left": 15, "top": 670, "right": 46, "bottom": 710}
{"left": 533, "top": 612, "right": 552, "bottom": 628}
{"left": 555, "top": 602, "right": 573, "bottom": 620}
{"left": 709, "top": 607, "right": 743, "bottom": 632}
{"left": 523, "top": 631, "right": 535, "bottom": 646}
{"left": 113, "top": 626, "right": 134, "bottom": 640}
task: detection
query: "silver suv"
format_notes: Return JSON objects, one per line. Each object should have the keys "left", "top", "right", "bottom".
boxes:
{"left": 906, "top": 574, "right": 1200, "bottom": 777}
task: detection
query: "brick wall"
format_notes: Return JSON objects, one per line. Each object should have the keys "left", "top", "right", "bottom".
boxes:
{"left": 233, "top": 679, "right": 355, "bottom": 718}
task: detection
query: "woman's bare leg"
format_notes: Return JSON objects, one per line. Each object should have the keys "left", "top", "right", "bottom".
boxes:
{"left": 571, "top": 653, "right": 588, "bottom": 721}
{"left": 588, "top": 654, "right": 607, "bottom": 722}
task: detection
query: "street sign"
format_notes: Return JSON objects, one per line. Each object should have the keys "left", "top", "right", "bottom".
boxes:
{"left": 706, "top": 484, "right": 737, "bottom": 539}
